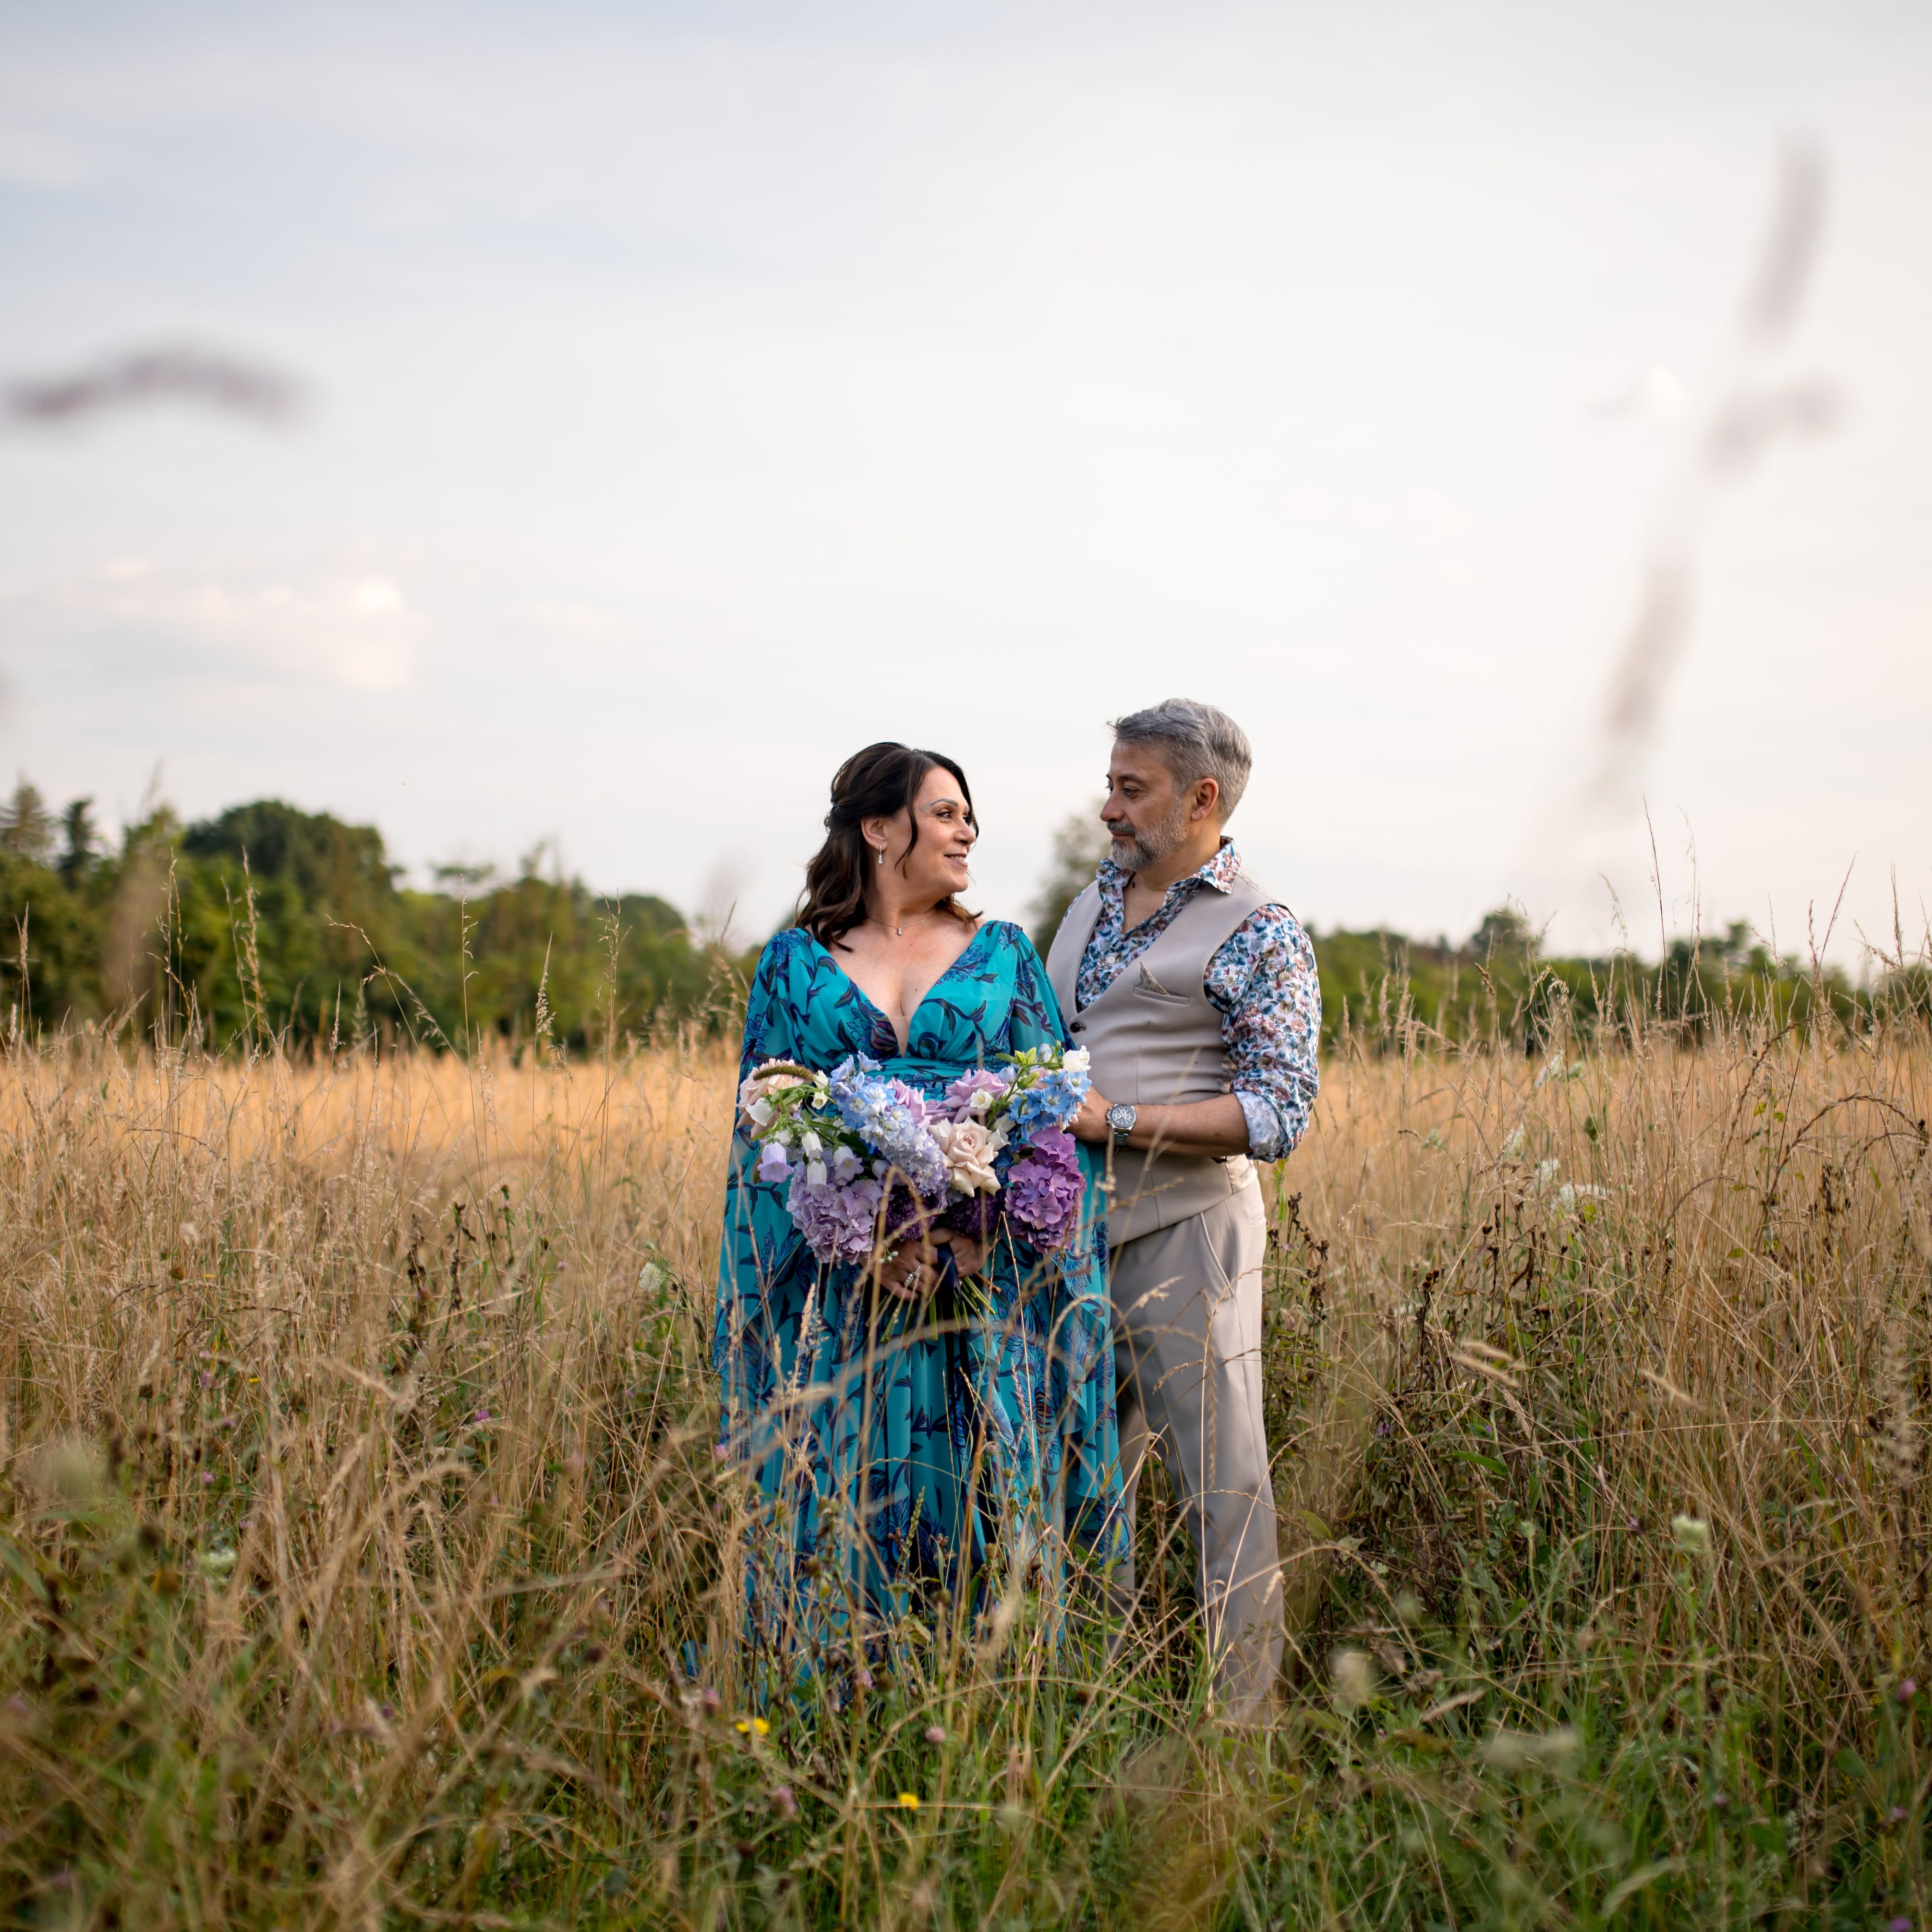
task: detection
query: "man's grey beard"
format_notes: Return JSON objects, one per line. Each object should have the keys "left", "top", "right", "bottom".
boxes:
{"left": 1109, "top": 797, "right": 1189, "bottom": 874}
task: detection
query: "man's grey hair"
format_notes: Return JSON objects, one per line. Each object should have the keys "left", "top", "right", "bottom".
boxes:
{"left": 1110, "top": 698, "right": 1253, "bottom": 821}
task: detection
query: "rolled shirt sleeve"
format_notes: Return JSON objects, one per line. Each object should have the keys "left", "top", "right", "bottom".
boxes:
{"left": 1204, "top": 906, "right": 1322, "bottom": 1162}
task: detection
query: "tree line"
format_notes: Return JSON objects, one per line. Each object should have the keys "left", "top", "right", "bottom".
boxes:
{"left": 0, "top": 782, "right": 732, "bottom": 1053}
{"left": 1024, "top": 807, "right": 1923, "bottom": 1049}
{"left": 4, "top": 782, "right": 1921, "bottom": 1057}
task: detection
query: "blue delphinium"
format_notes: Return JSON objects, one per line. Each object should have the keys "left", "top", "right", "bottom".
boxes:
{"left": 826, "top": 1055, "right": 947, "bottom": 1202}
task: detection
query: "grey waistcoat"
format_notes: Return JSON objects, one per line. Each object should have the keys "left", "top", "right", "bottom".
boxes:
{"left": 1045, "top": 868, "right": 1277, "bottom": 1245}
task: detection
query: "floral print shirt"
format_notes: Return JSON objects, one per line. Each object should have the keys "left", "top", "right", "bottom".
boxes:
{"left": 1073, "top": 838, "right": 1320, "bottom": 1161}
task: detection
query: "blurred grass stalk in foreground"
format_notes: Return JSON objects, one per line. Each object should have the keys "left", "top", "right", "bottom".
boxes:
{"left": 0, "top": 1002, "right": 1928, "bottom": 1928}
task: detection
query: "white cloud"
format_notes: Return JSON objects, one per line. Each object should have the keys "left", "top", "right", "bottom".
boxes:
{"left": 8, "top": 561, "right": 421, "bottom": 696}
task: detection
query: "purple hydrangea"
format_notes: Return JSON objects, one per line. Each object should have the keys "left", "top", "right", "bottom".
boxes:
{"left": 1002, "top": 1128, "right": 1083, "bottom": 1250}
{"left": 786, "top": 1171, "right": 885, "bottom": 1265}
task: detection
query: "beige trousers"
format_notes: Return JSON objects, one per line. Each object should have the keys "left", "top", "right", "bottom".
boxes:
{"left": 1109, "top": 1177, "right": 1283, "bottom": 1719}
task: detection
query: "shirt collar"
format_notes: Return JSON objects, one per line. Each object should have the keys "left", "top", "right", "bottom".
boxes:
{"left": 1098, "top": 836, "right": 1242, "bottom": 900}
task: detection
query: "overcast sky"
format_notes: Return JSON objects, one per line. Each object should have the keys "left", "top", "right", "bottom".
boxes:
{"left": 2, "top": 0, "right": 1928, "bottom": 960}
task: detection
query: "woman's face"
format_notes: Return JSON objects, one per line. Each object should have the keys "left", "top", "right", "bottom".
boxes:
{"left": 867, "top": 765, "right": 977, "bottom": 903}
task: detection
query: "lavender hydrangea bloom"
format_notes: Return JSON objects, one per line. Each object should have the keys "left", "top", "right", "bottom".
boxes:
{"left": 1003, "top": 1127, "right": 1084, "bottom": 1251}
{"left": 786, "top": 1171, "right": 885, "bottom": 1265}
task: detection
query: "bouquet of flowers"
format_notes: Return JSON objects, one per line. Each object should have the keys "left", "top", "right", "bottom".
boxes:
{"left": 737, "top": 1046, "right": 1092, "bottom": 1269}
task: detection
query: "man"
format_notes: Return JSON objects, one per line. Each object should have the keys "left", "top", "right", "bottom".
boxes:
{"left": 1047, "top": 698, "right": 1320, "bottom": 1721}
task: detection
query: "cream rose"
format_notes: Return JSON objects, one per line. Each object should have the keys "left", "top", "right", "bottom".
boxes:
{"left": 928, "top": 1119, "right": 1001, "bottom": 1196}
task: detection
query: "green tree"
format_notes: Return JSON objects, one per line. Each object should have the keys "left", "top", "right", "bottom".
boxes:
{"left": 1027, "top": 805, "right": 1111, "bottom": 952}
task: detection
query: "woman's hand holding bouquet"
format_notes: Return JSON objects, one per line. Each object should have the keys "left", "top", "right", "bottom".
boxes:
{"left": 737, "top": 1046, "right": 1092, "bottom": 1299}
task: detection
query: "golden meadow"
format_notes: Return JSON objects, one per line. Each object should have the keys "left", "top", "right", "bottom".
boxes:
{"left": 2, "top": 987, "right": 1930, "bottom": 1927}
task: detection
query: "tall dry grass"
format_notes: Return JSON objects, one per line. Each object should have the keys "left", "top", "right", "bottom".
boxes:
{"left": 0, "top": 1009, "right": 1927, "bottom": 1927}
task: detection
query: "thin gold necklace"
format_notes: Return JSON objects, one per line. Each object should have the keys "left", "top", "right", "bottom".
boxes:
{"left": 871, "top": 908, "right": 940, "bottom": 938}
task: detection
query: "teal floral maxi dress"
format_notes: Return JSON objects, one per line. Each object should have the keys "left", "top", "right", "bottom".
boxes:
{"left": 715, "top": 920, "right": 1127, "bottom": 1657}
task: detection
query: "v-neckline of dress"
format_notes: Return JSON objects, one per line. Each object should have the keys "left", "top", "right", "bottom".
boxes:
{"left": 810, "top": 921, "right": 995, "bottom": 1056}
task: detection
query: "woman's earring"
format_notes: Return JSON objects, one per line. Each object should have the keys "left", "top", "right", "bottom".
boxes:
{"left": 876, "top": 846, "right": 884, "bottom": 866}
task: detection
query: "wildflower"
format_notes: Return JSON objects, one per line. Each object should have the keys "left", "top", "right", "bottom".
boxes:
{"left": 924, "top": 1725, "right": 946, "bottom": 1744}
{"left": 1897, "top": 1678, "right": 1918, "bottom": 1701}
{"left": 1886, "top": 1919, "right": 1911, "bottom": 1932}
{"left": 473, "top": 1409, "right": 491, "bottom": 1425}
{"left": 896, "top": 1791, "right": 920, "bottom": 1811}
{"left": 1480, "top": 1725, "right": 1581, "bottom": 1771}
{"left": 1670, "top": 1514, "right": 1710, "bottom": 1554}
{"left": 772, "top": 1785, "right": 798, "bottom": 1819}
{"left": 856, "top": 1669, "right": 875, "bottom": 1690}
{"left": 1330, "top": 1649, "right": 1376, "bottom": 1712}
{"left": 734, "top": 1715, "right": 770, "bottom": 1736}
{"left": 699, "top": 1687, "right": 721, "bottom": 1714}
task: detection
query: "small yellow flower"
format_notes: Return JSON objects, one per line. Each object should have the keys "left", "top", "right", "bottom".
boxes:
{"left": 752, "top": 1717, "right": 770, "bottom": 1736}
{"left": 734, "top": 1719, "right": 751, "bottom": 1734}
{"left": 896, "top": 1791, "right": 920, "bottom": 1811}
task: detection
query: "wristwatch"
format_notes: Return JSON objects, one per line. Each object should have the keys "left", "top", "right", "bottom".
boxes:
{"left": 1105, "top": 1102, "right": 1138, "bottom": 1146}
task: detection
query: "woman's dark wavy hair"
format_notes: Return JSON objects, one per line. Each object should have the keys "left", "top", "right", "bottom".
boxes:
{"left": 797, "top": 742, "right": 978, "bottom": 949}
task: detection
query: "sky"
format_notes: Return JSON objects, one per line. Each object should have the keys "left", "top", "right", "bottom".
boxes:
{"left": 2, "top": 0, "right": 1929, "bottom": 961}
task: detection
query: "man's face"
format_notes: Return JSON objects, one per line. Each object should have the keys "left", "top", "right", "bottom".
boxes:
{"left": 1100, "top": 742, "right": 1190, "bottom": 873}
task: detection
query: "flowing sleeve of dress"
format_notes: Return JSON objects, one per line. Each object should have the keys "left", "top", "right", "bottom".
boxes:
{"left": 714, "top": 936, "right": 812, "bottom": 1414}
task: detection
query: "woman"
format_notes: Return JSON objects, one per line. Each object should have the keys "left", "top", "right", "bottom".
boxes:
{"left": 716, "top": 742, "right": 1125, "bottom": 1654}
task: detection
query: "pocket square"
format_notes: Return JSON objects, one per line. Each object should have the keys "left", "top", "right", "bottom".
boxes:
{"left": 1135, "top": 964, "right": 1177, "bottom": 996}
